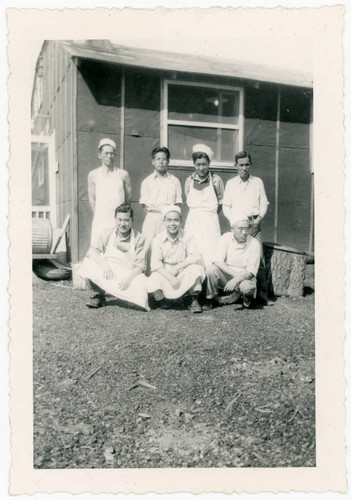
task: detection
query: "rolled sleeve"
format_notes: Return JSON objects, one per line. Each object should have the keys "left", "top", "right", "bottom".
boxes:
{"left": 258, "top": 178, "right": 269, "bottom": 218}
{"left": 174, "top": 177, "right": 183, "bottom": 205}
{"left": 222, "top": 182, "right": 232, "bottom": 210}
{"left": 212, "top": 174, "right": 224, "bottom": 204}
{"left": 139, "top": 177, "right": 150, "bottom": 206}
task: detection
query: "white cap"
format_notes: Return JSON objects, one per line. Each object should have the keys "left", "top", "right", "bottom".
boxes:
{"left": 162, "top": 205, "right": 182, "bottom": 218}
{"left": 192, "top": 144, "right": 214, "bottom": 161}
{"left": 230, "top": 213, "right": 249, "bottom": 227}
{"left": 98, "top": 138, "right": 117, "bottom": 151}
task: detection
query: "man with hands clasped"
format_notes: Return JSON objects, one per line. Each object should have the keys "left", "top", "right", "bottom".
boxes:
{"left": 147, "top": 206, "right": 206, "bottom": 313}
{"left": 205, "top": 215, "right": 261, "bottom": 309}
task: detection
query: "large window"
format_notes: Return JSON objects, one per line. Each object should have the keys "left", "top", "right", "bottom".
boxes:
{"left": 162, "top": 80, "right": 244, "bottom": 168}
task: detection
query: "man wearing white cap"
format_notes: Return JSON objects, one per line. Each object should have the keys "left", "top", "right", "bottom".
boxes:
{"left": 205, "top": 215, "right": 260, "bottom": 309}
{"left": 147, "top": 205, "right": 205, "bottom": 313}
{"left": 88, "top": 138, "right": 132, "bottom": 246}
{"left": 222, "top": 150, "right": 272, "bottom": 305}
{"left": 184, "top": 144, "right": 224, "bottom": 267}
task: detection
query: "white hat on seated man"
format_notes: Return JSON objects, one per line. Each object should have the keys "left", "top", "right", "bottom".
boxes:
{"left": 230, "top": 213, "right": 249, "bottom": 227}
{"left": 162, "top": 205, "right": 182, "bottom": 218}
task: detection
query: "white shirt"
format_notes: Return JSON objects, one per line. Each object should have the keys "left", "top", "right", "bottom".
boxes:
{"left": 222, "top": 175, "right": 269, "bottom": 221}
{"left": 214, "top": 233, "right": 261, "bottom": 276}
{"left": 140, "top": 171, "right": 182, "bottom": 210}
{"left": 150, "top": 229, "right": 199, "bottom": 272}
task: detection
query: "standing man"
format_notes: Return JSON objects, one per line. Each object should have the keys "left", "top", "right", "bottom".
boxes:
{"left": 222, "top": 151, "right": 273, "bottom": 305}
{"left": 206, "top": 215, "right": 261, "bottom": 309}
{"left": 88, "top": 138, "right": 132, "bottom": 246}
{"left": 140, "top": 147, "right": 182, "bottom": 270}
{"left": 184, "top": 144, "right": 224, "bottom": 268}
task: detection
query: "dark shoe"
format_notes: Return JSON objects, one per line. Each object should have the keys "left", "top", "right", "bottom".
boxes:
{"left": 217, "top": 290, "right": 240, "bottom": 305}
{"left": 86, "top": 294, "right": 106, "bottom": 308}
{"left": 189, "top": 298, "right": 202, "bottom": 314}
{"left": 242, "top": 295, "right": 252, "bottom": 309}
{"left": 202, "top": 300, "right": 214, "bottom": 311}
{"left": 257, "top": 293, "right": 274, "bottom": 306}
{"left": 158, "top": 299, "right": 171, "bottom": 310}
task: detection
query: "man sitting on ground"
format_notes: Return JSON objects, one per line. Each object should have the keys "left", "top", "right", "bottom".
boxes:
{"left": 83, "top": 203, "right": 149, "bottom": 311}
{"left": 147, "top": 206, "right": 205, "bottom": 313}
{"left": 205, "top": 215, "right": 261, "bottom": 309}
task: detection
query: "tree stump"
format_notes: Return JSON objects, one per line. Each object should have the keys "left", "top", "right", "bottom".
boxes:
{"left": 263, "top": 243, "right": 307, "bottom": 297}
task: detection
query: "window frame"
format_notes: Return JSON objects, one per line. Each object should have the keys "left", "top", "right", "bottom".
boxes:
{"left": 161, "top": 79, "right": 244, "bottom": 168}
{"left": 31, "top": 133, "right": 57, "bottom": 225}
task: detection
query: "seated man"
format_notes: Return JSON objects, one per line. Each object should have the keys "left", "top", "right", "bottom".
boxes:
{"left": 147, "top": 205, "right": 205, "bottom": 313}
{"left": 206, "top": 215, "right": 261, "bottom": 309}
{"left": 83, "top": 202, "right": 149, "bottom": 311}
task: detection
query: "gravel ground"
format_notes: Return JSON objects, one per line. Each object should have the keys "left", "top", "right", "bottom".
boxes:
{"left": 33, "top": 265, "right": 315, "bottom": 469}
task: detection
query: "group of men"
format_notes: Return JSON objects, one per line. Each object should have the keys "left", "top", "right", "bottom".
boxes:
{"left": 83, "top": 137, "right": 273, "bottom": 313}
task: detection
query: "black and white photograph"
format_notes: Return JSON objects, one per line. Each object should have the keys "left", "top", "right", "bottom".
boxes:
{"left": 6, "top": 3, "right": 347, "bottom": 496}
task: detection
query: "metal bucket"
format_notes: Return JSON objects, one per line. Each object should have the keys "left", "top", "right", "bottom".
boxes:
{"left": 32, "top": 217, "right": 53, "bottom": 254}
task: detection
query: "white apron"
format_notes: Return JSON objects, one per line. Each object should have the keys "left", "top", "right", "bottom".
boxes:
{"left": 142, "top": 211, "right": 164, "bottom": 249}
{"left": 147, "top": 263, "right": 205, "bottom": 300}
{"left": 184, "top": 175, "right": 221, "bottom": 267}
{"left": 91, "top": 168, "right": 125, "bottom": 246}
{"left": 83, "top": 232, "right": 150, "bottom": 311}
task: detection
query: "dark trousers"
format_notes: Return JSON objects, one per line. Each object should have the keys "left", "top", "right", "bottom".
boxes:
{"left": 206, "top": 264, "right": 256, "bottom": 300}
{"left": 249, "top": 225, "right": 269, "bottom": 299}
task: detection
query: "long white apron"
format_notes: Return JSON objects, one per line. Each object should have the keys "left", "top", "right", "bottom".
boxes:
{"left": 147, "top": 263, "right": 205, "bottom": 300}
{"left": 142, "top": 211, "right": 164, "bottom": 249}
{"left": 83, "top": 235, "right": 150, "bottom": 311}
{"left": 91, "top": 168, "right": 125, "bottom": 246}
{"left": 184, "top": 175, "right": 221, "bottom": 267}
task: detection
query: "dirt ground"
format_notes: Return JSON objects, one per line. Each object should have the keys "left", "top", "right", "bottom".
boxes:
{"left": 33, "top": 265, "right": 315, "bottom": 469}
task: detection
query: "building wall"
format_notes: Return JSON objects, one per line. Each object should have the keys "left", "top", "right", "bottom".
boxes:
{"left": 75, "top": 63, "right": 312, "bottom": 259}
{"left": 32, "top": 41, "right": 78, "bottom": 261}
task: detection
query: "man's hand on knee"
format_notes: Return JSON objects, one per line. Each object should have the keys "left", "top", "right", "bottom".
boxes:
{"left": 224, "top": 277, "right": 241, "bottom": 292}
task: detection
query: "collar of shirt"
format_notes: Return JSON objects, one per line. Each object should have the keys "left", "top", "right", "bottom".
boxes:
{"left": 191, "top": 172, "right": 210, "bottom": 184}
{"left": 231, "top": 234, "right": 248, "bottom": 249}
{"left": 161, "top": 228, "right": 185, "bottom": 243}
{"left": 153, "top": 170, "right": 170, "bottom": 179}
{"left": 114, "top": 228, "right": 132, "bottom": 242}
{"left": 238, "top": 174, "right": 252, "bottom": 185}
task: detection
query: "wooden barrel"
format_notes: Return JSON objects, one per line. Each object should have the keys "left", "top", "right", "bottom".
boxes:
{"left": 263, "top": 242, "right": 307, "bottom": 297}
{"left": 32, "top": 218, "right": 53, "bottom": 254}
